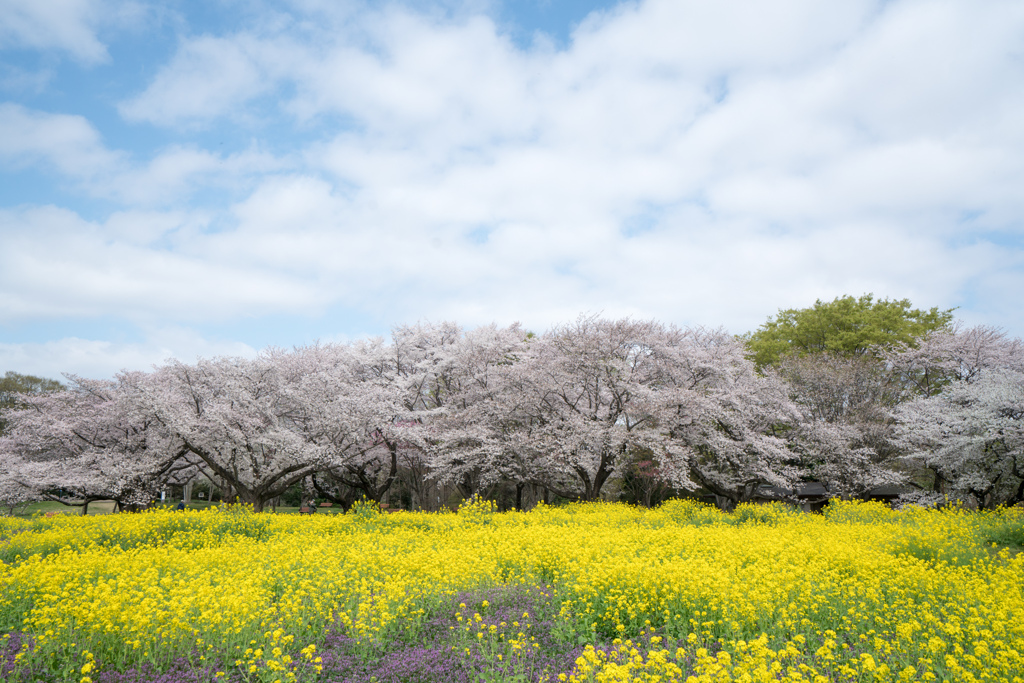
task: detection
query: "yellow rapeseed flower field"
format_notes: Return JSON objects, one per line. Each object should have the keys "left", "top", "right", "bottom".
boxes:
{"left": 0, "top": 499, "right": 1021, "bottom": 683}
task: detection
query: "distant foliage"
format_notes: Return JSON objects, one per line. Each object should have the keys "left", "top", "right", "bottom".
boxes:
{"left": 744, "top": 294, "right": 953, "bottom": 368}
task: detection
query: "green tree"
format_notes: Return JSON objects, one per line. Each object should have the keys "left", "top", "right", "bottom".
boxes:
{"left": 743, "top": 294, "right": 954, "bottom": 368}
{"left": 0, "top": 371, "right": 65, "bottom": 434}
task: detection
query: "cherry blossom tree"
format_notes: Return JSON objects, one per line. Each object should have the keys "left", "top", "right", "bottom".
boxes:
{"left": 475, "top": 316, "right": 675, "bottom": 502}
{"left": 885, "top": 325, "right": 1024, "bottom": 397}
{"left": 12, "top": 314, "right": 1022, "bottom": 514}
{"left": 0, "top": 371, "right": 64, "bottom": 435}
{"left": 137, "top": 356, "right": 327, "bottom": 512}
{"left": 787, "top": 420, "right": 905, "bottom": 499}
{"left": 425, "top": 323, "right": 534, "bottom": 504}
{"left": 0, "top": 371, "right": 65, "bottom": 513}
{"left": 432, "top": 319, "right": 802, "bottom": 508}
{"left": 282, "top": 340, "right": 414, "bottom": 507}
{"left": 894, "top": 369, "right": 1024, "bottom": 508}
{"left": 657, "top": 327, "right": 801, "bottom": 509}
{"left": 0, "top": 374, "right": 189, "bottom": 514}
{"left": 888, "top": 325, "right": 1024, "bottom": 506}
{"left": 281, "top": 323, "right": 500, "bottom": 508}
{"left": 0, "top": 468, "right": 35, "bottom": 515}
{"left": 319, "top": 322, "right": 473, "bottom": 504}
{"left": 773, "top": 353, "right": 905, "bottom": 497}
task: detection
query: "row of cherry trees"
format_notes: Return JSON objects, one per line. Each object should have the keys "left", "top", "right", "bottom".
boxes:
{"left": 1, "top": 316, "right": 1023, "bottom": 513}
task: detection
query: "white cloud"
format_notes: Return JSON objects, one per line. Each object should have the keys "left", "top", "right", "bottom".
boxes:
{"left": 0, "top": 205, "right": 329, "bottom": 322}
{"left": 0, "top": 0, "right": 106, "bottom": 62}
{"left": 4, "top": 0, "right": 1024, "bottom": 378}
{"left": 0, "top": 103, "right": 288, "bottom": 205}
{"left": 0, "top": 0, "right": 141, "bottom": 64}
{"left": 0, "top": 103, "right": 122, "bottom": 177}
{"left": 108, "top": 144, "right": 287, "bottom": 205}
{"left": 118, "top": 33, "right": 287, "bottom": 126}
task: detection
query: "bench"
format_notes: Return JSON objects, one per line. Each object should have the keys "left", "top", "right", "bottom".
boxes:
{"left": 299, "top": 506, "right": 315, "bottom": 515}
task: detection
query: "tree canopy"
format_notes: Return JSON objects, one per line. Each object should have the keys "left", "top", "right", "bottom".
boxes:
{"left": 743, "top": 294, "right": 955, "bottom": 368}
{"left": 4, "top": 310, "right": 1023, "bottom": 512}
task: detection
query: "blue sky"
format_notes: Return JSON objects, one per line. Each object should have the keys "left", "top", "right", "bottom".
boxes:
{"left": 2, "top": 0, "right": 1024, "bottom": 379}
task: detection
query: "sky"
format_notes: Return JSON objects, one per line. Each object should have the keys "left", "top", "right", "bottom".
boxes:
{"left": 1, "top": 0, "right": 1023, "bottom": 380}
